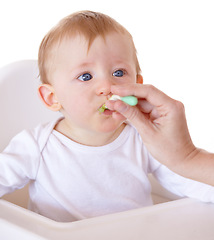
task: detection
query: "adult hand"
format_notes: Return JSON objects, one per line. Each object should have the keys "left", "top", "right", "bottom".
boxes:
{"left": 106, "top": 84, "right": 214, "bottom": 186}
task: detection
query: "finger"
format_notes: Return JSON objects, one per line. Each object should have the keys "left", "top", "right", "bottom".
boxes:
{"left": 138, "top": 99, "right": 154, "bottom": 113}
{"left": 111, "top": 84, "right": 174, "bottom": 108}
{"left": 112, "top": 111, "right": 127, "bottom": 122}
{"left": 107, "top": 100, "right": 155, "bottom": 134}
{"left": 138, "top": 99, "right": 161, "bottom": 120}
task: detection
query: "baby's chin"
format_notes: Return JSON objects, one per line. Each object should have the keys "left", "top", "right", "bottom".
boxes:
{"left": 97, "top": 121, "right": 126, "bottom": 134}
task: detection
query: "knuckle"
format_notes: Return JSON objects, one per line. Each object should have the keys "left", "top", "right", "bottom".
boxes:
{"left": 170, "top": 99, "right": 185, "bottom": 117}
{"left": 146, "top": 84, "right": 156, "bottom": 93}
{"left": 127, "top": 107, "right": 138, "bottom": 120}
{"left": 174, "top": 100, "right": 185, "bottom": 111}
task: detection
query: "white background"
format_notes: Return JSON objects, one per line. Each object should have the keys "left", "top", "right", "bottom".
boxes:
{"left": 0, "top": 0, "right": 214, "bottom": 151}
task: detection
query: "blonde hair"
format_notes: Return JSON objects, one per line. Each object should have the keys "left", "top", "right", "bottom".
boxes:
{"left": 38, "top": 10, "right": 141, "bottom": 83}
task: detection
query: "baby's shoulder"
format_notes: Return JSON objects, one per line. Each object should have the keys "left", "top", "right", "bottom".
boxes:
{"left": 29, "top": 117, "right": 62, "bottom": 151}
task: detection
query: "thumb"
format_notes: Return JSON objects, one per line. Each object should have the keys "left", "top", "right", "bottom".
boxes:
{"left": 111, "top": 100, "right": 154, "bottom": 134}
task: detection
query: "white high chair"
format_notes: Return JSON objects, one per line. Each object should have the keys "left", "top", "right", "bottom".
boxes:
{"left": 0, "top": 60, "right": 178, "bottom": 209}
{"left": 0, "top": 60, "right": 61, "bottom": 208}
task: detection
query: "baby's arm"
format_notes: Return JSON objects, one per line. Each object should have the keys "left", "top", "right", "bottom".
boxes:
{"left": 107, "top": 84, "right": 214, "bottom": 186}
{"left": 0, "top": 130, "right": 39, "bottom": 197}
{"left": 149, "top": 156, "right": 214, "bottom": 203}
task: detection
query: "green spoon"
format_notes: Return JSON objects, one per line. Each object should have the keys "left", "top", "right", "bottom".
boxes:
{"left": 99, "top": 95, "right": 138, "bottom": 113}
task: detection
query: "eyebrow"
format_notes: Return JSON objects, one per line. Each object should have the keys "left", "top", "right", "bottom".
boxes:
{"left": 74, "top": 62, "right": 94, "bottom": 70}
{"left": 70, "top": 59, "right": 134, "bottom": 75}
{"left": 113, "top": 61, "right": 133, "bottom": 70}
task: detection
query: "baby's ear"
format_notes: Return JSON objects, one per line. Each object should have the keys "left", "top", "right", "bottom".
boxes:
{"left": 136, "top": 74, "right": 143, "bottom": 84}
{"left": 38, "top": 84, "right": 61, "bottom": 111}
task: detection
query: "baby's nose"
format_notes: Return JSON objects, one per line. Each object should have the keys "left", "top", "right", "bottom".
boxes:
{"left": 96, "top": 78, "right": 112, "bottom": 96}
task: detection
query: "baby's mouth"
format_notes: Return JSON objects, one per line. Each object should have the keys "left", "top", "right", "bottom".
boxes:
{"left": 98, "top": 95, "right": 119, "bottom": 113}
{"left": 98, "top": 95, "right": 112, "bottom": 113}
{"left": 98, "top": 103, "right": 108, "bottom": 113}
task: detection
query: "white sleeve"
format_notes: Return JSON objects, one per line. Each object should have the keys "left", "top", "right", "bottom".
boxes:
{"left": 148, "top": 155, "right": 214, "bottom": 203}
{"left": 0, "top": 130, "right": 40, "bottom": 197}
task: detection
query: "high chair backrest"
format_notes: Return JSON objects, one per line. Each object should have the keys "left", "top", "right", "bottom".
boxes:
{"left": 0, "top": 60, "right": 61, "bottom": 152}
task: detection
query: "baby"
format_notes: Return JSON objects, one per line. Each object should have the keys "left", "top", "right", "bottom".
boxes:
{"left": 0, "top": 11, "right": 213, "bottom": 222}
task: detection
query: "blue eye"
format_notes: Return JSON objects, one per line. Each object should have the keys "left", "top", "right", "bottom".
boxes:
{"left": 113, "top": 70, "right": 124, "bottom": 77}
{"left": 78, "top": 73, "right": 92, "bottom": 81}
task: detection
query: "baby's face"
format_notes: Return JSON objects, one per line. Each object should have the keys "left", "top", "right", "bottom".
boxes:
{"left": 49, "top": 32, "right": 139, "bottom": 135}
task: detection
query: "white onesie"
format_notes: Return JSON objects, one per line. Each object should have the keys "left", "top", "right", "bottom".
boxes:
{"left": 0, "top": 118, "right": 213, "bottom": 222}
